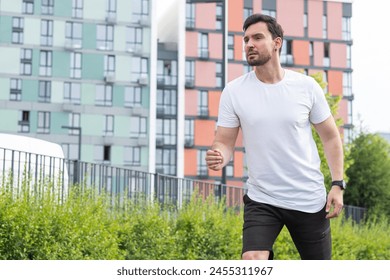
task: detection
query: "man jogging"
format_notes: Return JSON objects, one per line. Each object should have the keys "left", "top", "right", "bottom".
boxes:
{"left": 205, "top": 14, "right": 345, "bottom": 260}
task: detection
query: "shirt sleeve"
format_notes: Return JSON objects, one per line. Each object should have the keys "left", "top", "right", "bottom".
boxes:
{"left": 309, "top": 80, "right": 331, "bottom": 124}
{"left": 216, "top": 87, "right": 240, "bottom": 128}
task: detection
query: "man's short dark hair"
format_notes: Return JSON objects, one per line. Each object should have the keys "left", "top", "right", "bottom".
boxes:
{"left": 243, "top": 13, "right": 284, "bottom": 41}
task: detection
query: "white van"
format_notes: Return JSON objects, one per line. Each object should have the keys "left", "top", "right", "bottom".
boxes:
{"left": 0, "top": 133, "right": 69, "bottom": 198}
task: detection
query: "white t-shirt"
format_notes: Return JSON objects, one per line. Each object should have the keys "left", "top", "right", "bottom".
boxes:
{"left": 217, "top": 69, "right": 331, "bottom": 213}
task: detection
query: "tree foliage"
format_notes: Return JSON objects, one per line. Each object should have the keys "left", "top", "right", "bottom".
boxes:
{"left": 344, "top": 132, "right": 390, "bottom": 217}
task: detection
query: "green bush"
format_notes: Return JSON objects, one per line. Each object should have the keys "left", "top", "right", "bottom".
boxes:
{"left": 1, "top": 180, "right": 389, "bottom": 260}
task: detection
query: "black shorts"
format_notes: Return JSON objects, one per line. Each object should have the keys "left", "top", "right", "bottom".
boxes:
{"left": 242, "top": 194, "right": 331, "bottom": 260}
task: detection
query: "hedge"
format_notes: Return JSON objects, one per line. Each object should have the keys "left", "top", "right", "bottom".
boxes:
{"left": 0, "top": 183, "right": 389, "bottom": 260}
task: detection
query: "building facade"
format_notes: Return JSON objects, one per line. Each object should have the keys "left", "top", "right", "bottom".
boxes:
{"left": 0, "top": 0, "right": 157, "bottom": 173}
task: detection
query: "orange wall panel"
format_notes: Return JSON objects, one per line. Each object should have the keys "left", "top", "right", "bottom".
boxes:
{"left": 185, "top": 90, "right": 198, "bottom": 116}
{"left": 195, "top": 61, "right": 216, "bottom": 87}
{"left": 293, "top": 40, "right": 310, "bottom": 65}
{"left": 234, "top": 35, "right": 244, "bottom": 61}
{"left": 196, "top": 4, "right": 216, "bottom": 29}
{"left": 209, "top": 90, "right": 222, "bottom": 118}
{"left": 330, "top": 43, "right": 346, "bottom": 68}
{"left": 234, "top": 151, "right": 244, "bottom": 178}
{"left": 209, "top": 33, "right": 223, "bottom": 60}
{"left": 328, "top": 70, "right": 343, "bottom": 96}
{"left": 308, "top": 0, "right": 322, "bottom": 38}
{"left": 184, "top": 149, "right": 198, "bottom": 175}
{"left": 194, "top": 119, "right": 216, "bottom": 146}
{"left": 228, "top": 0, "right": 243, "bottom": 32}
{"left": 228, "top": 63, "right": 244, "bottom": 82}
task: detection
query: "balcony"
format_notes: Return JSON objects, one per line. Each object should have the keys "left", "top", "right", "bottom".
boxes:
{"left": 281, "top": 54, "right": 294, "bottom": 65}
{"left": 104, "top": 73, "right": 115, "bottom": 83}
{"left": 137, "top": 76, "right": 148, "bottom": 86}
{"left": 185, "top": 78, "right": 195, "bottom": 88}
{"left": 106, "top": 14, "right": 117, "bottom": 24}
{"left": 198, "top": 108, "right": 209, "bottom": 119}
{"left": 199, "top": 50, "right": 209, "bottom": 60}
{"left": 64, "top": 40, "right": 82, "bottom": 51}
{"left": 184, "top": 138, "right": 194, "bottom": 148}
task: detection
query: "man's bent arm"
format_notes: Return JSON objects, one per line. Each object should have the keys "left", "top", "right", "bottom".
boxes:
{"left": 206, "top": 126, "right": 239, "bottom": 171}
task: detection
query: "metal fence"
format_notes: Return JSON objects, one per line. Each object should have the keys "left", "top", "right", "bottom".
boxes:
{"left": 0, "top": 146, "right": 366, "bottom": 221}
{"left": 0, "top": 147, "right": 245, "bottom": 209}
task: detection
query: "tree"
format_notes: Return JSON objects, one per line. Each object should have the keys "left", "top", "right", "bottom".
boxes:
{"left": 344, "top": 132, "right": 390, "bottom": 217}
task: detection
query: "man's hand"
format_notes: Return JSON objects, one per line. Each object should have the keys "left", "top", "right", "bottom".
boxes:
{"left": 325, "top": 186, "right": 344, "bottom": 219}
{"left": 206, "top": 149, "right": 224, "bottom": 171}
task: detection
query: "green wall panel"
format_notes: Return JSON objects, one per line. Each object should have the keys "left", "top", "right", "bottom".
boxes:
{"left": 51, "top": 112, "right": 70, "bottom": 134}
{"left": 82, "top": 23, "right": 96, "bottom": 50}
{"left": 54, "top": 0, "right": 71, "bottom": 17}
{"left": 0, "top": 78, "right": 8, "bottom": 100}
{"left": 22, "top": 80, "right": 38, "bottom": 102}
{"left": 82, "top": 54, "right": 103, "bottom": 80}
{"left": 81, "top": 83, "right": 95, "bottom": 105}
{"left": 0, "top": 110, "right": 18, "bottom": 131}
{"left": 53, "top": 51, "right": 70, "bottom": 78}
{"left": 0, "top": 16, "right": 12, "bottom": 43}
{"left": 113, "top": 85, "right": 124, "bottom": 107}
{"left": 115, "top": 116, "right": 130, "bottom": 137}
{"left": 81, "top": 114, "right": 102, "bottom": 136}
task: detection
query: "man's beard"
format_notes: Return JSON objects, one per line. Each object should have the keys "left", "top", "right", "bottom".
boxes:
{"left": 246, "top": 52, "right": 271, "bottom": 66}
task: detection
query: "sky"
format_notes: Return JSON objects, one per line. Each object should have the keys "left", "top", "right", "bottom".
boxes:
{"left": 352, "top": 0, "right": 390, "bottom": 133}
{"left": 157, "top": 0, "right": 390, "bottom": 134}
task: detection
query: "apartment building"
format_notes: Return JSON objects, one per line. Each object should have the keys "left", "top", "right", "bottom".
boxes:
{"left": 178, "top": 0, "right": 353, "bottom": 186}
{"left": 0, "top": 0, "right": 157, "bottom": 173}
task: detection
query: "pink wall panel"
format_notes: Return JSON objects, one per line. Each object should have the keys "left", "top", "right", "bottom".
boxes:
{"left": 195, "top": 61, "right": 216, "bottom": 87}
{"left": 196, "top": 4, "right": 216, "bottom": 29}
{"left": 209, "top": 33, "right": 223, "bottom": 60}
{"left": 228, "top": 63, "right": 245, "bottom": 82}
{"left": 313, "top": 41, "right": 324, "bottom": 67}
{"left": 186, "top": 31, "right": 198, "bottom": 57}
{"left": 253, "top": 0, "right": 262, "bottom": 14}
{"left": 327, "top": 2, "right": 343, "bottom": 40}
{"left": 330, "top": 43, "right": 346, "bottom": 68}
{"left": 308, "top": 0, "right": 322, "bottom": 38}
{"left": 185, "top": 90, "right": 198, "bottom": 116}
{"left": 277, "top": 0, "right": 304, "bottom": 37}
{"left": 337, "top": 99, "right": 348, "bottom": 126}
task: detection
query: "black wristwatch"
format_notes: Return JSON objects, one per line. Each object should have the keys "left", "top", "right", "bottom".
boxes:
{"left": 332, "top": 180, "right": 346, "bottom": 190}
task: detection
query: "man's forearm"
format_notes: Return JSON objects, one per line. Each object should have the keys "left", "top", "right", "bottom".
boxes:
{"left": 322, "top": 136, "right": 344, "bottom": 181}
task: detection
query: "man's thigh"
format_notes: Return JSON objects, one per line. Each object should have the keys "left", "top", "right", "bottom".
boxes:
{"left": 242, "top": 194, "right": 284, "bottom": 259}
{"left": 284, "top": 205, "right": 332, "bottom": 260}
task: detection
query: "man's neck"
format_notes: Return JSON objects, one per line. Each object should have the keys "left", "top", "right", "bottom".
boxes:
{"left": 254, "top": 64, "right": 285, "bottom": 84}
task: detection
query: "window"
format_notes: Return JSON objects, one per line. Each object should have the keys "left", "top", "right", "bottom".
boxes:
{"left": 131, "top": 57, "right": 148, "bottom": 83}
{"left": 197, "top": 150, "right": 208, "bottom": 177}
{"left": 66, "top": 22, "right": 83, "bottom": 47}
{"left": 132, "top": 0, "right": 149, "bottom": 23}
{"left": 96, "top": 84, "right": 113, "bottom": 106}
{"left": 216, "top": 62, "right": 222, "bottom": 87}
{"left": 12, "top": 17, "right": 24, "bottom": 44}
{"left": 342, "top": 17, "right": 351, "bottom": 41}
{"left": 94, "top": 145, "right": 112, "bottom": 165}
{"left": 103, "top": 145, "right": 111, "bottom": 162}
{"left": 70, "top": 52, "right": 82, "bottom": 78}
{"left": 68, "top": 113, "right": 80, "bottom": 135}
{"left": 323, "top": 70, "right": 328, "bottom": 93}
{"left": 198, "top": 33, "right": 209, "bottom": 58}
{"left": 39, "top": 50, "right": 52, "bottom": 76}
{"left": 157, "top": 60, "right": 177, "bottom": 86}
{"left": 103, "top": 115, "right": 114, "bottom": 136}
{"left": 20, "top": 49, "right": 32, "bottom": 75}
{"left": 186, "top": 3, "right": 195, "bottom": 28}
{"left": 124, "top": 146, "right": 141, "bottom": 166}
{"left": 72, "top": 0, "right": 83, "bottom": 18}
{"left": 156, "top": 119, "right": 176, "bottom": 146}
{"left": 130, "top": 116, "right": 147, "bottom": 138}
{"left": 185, "top": 60, "right": 195, "bottom": 87}
{"left": 228, "top": 34, "right": 234, "bottom": 60}
{"left": 126, "top": 27, "right": 143, "bottom": 52}
{"left": 281, "top": 39, "right": 293, "bottom": 65}
{"left": 216, "top": 3, "right": 222, "bottom": 30}
{"left": 261, "top": 9, "right": 276, "bottom": 18}
{"left": 343, "top": 72, "right": 352, "bottom": 97}
{"left": 97, "top": 25, "right": 114, "bottom": 50}
{"left": 106, "top": 0, "right": 116, "bottom": 19}
{"left": 157, "top": 89, "right": 177, "bottom": 116}
{"left": 198, "top": 90, "right": 208, "bottom": 117}
{"left": 322, "top": 15, "right": 327, "bottom": 39}
{"left": 124, "top": 86, "right": 142, "bottom": 107}
{"left": 243, "top": 64, "right": 252, "bottom": 74}
{"left": 41, "top": 0, "right": 54, "bottom": 15}
{"left": 184, "top": 119, "right": 194, "bottom": 147}
{"left": 243, "top": 8, "right": 252, "bottom": 20}
{"left": 18, "top": 110, "right": 30, "bottom": 132}
{"left": 41, "top": 20, "right": 53, "bottom": 46}
{"left": 226, "top": 154, "right": 234, "bottom": 177}
{"left": 37, "top": 111, "right": 50, "bottom": 134}
{"left": 38, "top": 81, "right": 51, "bottom": 102}
{"left": 62, "top": 143, "right": 79, "bottom": 160}
{"left": 10, "top": 79, "right": 22, "bottom": 101}
{"left": 324, "top": 42, "right": 330, "bottom": 67}
{"left": 22, "top": 0, "right": 34, "bottom": 14}
{"left": 304, "top": 13, "right": 308, "bottom": 35}
{"left": 64, "top": 82, "right": 81, "bottom": 104}
{"left": 104, "top": 55, "right": 115, "bottom": 76}
{"left": 156, "top": 148, "right": 176, "bottom": 175}
{"left": 346, "top": 45, "right": 351, "bottom": 68}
